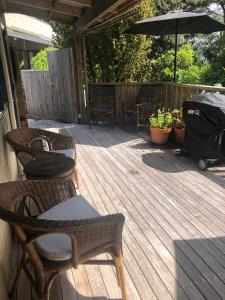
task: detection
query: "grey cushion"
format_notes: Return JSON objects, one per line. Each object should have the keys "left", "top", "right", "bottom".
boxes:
{"left": 35, "top": 196, "right": 100, "bottom": 261}
{"left": 53, "top": 148, "right": 76, "bottom": 159}
{"left": 29, "top": 137, "right": 50, "bottom": 151}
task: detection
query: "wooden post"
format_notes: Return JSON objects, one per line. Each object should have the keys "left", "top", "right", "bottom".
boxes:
{"left": 0, "top": 16, "right": 17, "bottom": 129}
{"left": 11, "top": 47, "right": 28, "bottom": 127}
{"left": 82, "top": 34, "right": 89, "bottom": 123}
{"left": 72, "top": 34, "right": 86, "bottom": 123}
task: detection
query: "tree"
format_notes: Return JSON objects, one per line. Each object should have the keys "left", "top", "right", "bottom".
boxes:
{"left": 151, "top": 44, "right": 209, "bottom": 84}
{"left": 51, "top": 0, "right": 155, "bottom": 82}
{"left": 86, "top": 0, "right": 155, "bottom": 82}
{"left": 203, "top": 47, "right": 225, "bottom": 85}
{"left": 31, "top": 47, "right": 57, "bottom": 70}
{"left": 51, "top": 22, "right": 74, "bottom": 48}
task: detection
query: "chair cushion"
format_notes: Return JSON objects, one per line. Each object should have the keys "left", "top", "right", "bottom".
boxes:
{"left": 29, "top": 137, "right": 50, "bottom": 151}
{"left": 92, "top": 107, "right": 112, "bottom": 113}
{"left": 53, "top": 148, "right": 76, "bottom": 159}
{"left": 124, "top": 108, "right": 137, "bottom": 114}
{"left": 35, "top": 196, "right": 100, "bottom": 261}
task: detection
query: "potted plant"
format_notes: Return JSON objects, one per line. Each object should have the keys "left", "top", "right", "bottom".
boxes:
{"left": 149, "top": 109, "right": 173, "bottom": 145}
{"left": 172, "top": 108, "right": 185, "bottom": 145}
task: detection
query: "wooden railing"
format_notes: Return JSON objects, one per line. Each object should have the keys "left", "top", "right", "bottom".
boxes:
{"left": 89, "top": 82, "right": 225, "bottom": 124}
{"left": 161, "top": 82, "right": 225, "bottom": 110}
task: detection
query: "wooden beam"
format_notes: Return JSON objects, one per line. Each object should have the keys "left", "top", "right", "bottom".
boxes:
{"left": 75, "top": 0, "right": 127, "bottom": 32}
{"left": 8, "top": 0, "right": 83, "bottom": 17}
{"left": 62, "top": 0, "right": 93, "bottom": 7}
{"left": 5, "top": 2, "right": 76, "bottom": 24}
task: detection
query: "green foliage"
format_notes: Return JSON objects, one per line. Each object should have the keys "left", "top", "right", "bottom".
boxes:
{"left": 51, "top": 0, "right": 155, "bottom": 83}
{"left": 86, "top": 0, "right": 155, "bottom": 82}
{"left": 172, "top": 108, "right": 185, "bottom": 128}
{"left": 203, "top": 46, "right": 225, "bottom": 86}
{"left": 152, "top": 0, "right": 225, "bottom": 86}
{"left": 149, "top": 109, "right": 173, "bottom": 128}
{"left": 31, "top": 48, "right": 57, "bottom": 70}
{"left": 151, "top": 44, "right": 209, "bottom": 84}
{"left": 51, "top": 22, "right": 74, "bottom": 48}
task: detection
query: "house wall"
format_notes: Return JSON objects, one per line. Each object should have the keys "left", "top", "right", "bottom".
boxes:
{"left": 0, "top": 108, "right": 18, "bottom": 300}
{"left": 0, "top": 14, "right": 18, "bottom": 300}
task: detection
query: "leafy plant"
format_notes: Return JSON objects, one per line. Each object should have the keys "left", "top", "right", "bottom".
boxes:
{"left": 149, "top": 109, "right": 173, "bottom": 128}
{"left": 151, "top": 44, "right": 209, "bottom": 84}
{"left": 51, "top": 0, "right": 155, "bottom": 82}
{"left": 31, "top": 47, "right": 57, "bottom": 70}
{"left": 172, "top": 108, "right": 185, "bottom": 129}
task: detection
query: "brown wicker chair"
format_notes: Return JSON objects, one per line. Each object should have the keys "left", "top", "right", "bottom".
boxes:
{"left": 0, "top": 180, "right": 126, "bottom": 300}
{"left": 6, "top": 127, "right": 79, "bottom": 188}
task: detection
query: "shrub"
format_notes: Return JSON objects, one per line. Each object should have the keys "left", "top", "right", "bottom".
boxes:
{"left": 149, "top": 109, "right": 173, "bottom": 128}
{"left": 172, "top": 108, "right": 184, "bottom": 128}
{"left": 31, "top": 47, "right": 57, "bottom": 70}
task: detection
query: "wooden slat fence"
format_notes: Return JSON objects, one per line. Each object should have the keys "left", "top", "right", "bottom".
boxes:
{"left": 89, "top": 82, "right": 225, "bottom": 124}
{"left": 21, "top": 48, "right": 77, "bottom": 123}
{"left": 161, "top": 82, "right": 225, "bottom": 109}
{"left": 21, "top": 70, "right": 53, "bottom": 120}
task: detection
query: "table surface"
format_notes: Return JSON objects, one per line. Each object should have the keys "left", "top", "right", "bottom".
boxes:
{"left": 24, "top": 154, "right": 75, "bottom": 178}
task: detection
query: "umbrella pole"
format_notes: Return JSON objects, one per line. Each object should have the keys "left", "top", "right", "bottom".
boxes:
{"left": 173, "top": 19, "right": 178, "bottom": 83}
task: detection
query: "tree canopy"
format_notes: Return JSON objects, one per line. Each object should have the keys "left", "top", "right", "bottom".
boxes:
{"left": 51, "top": 0, "right": 154, "bottom": 82}
{"left": 50, "top": 0, "right": 225, "bottom": 86}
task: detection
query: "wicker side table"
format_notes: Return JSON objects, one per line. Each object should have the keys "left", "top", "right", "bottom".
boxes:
{"left": 24, "top": 154, "right": 75, "bottom": 181}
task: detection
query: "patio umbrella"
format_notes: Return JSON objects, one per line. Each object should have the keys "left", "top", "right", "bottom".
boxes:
{"left": 126, "top": 10, "right": 225, "bottom": 82}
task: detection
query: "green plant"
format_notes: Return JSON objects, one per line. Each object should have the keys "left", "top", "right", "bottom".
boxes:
{"left": 149, "top": 109, "right": 173, "bottom": 128}
{"left": 31, "top": 47, "right": 57, "bottom": 70}
{"left": 151, "top": 44, "right": 209, "bottom": 84}
{"left": 172, "top": 108, "right": 185, "bottom": 129}
{"left": 51, "top": 0, "right": 155, "bottom": 82}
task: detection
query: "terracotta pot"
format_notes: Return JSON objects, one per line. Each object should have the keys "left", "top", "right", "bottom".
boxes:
{"left": 173, "top": 127, "right": 185, "bottom": 145}
{"left": 150, "top": 127, "right": 172, "bottom": 145}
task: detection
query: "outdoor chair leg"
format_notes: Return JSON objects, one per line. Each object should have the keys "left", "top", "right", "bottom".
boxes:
{"left": 9, "top": 253, "right": 28, "bottom": 298}
{"left": 112, "top": 112, "right": 116, "bottom": 129}
{"left": 9, "top": 264, "right": 23, "bottom": 298}
{"left": 115, "top": 254, "right": 127, "bottom": 300}
{"left": 122, "top": 111, "right": 125, "bottom": 128}
{"left": 44, "top": 272, "right": 59, "bottom": 300}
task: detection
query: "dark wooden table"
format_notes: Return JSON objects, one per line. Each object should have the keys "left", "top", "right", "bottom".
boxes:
{"left": 24, "top": 154, "right": 75, "bottom": 180}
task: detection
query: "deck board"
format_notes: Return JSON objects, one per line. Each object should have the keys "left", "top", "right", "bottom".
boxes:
{"left": 13, "top": 120, "right": 225, "bottom": 300}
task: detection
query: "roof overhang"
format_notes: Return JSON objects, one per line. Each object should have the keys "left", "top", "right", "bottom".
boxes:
{"left": 8, "top": 30, "right": 53, "bottom": 46}
{"left": 0, "top": 0, "right": 140, "bottom": 33}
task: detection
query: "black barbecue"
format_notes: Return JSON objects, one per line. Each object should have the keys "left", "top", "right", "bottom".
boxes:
{"left": 183, "top": 92, "right": 225, "bottom": 170}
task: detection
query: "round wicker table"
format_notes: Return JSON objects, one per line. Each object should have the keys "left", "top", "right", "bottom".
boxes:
{"left": 24, "top": 154, "right": 75, "bottom": 180}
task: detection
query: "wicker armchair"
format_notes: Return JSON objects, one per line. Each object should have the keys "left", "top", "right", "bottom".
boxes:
{"left": 0, "top": 180, "right": 126, "bottom": 300}
{"left": 6, "top": 127, "right": 79, "bottom": 187}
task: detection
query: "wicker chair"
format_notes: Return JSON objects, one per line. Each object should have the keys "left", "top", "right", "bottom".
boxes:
{"left": 6, "top": 127, "right": 79, "bottom": 188}
{"left": 0, "top": 180, "right": 126, "bottom": 300}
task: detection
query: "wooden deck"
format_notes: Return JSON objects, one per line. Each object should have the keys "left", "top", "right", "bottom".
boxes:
{"left": 12, "top": 120, "right": 225, "bottom": 300}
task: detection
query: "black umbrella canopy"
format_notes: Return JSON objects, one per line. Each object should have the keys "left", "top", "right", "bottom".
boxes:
{"left": 127, "top": 10, "right": 225, "bottom": 35}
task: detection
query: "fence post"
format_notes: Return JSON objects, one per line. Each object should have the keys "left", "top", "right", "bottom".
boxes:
{"left": 72, "top": 34, "right": 86, "bottom": 124}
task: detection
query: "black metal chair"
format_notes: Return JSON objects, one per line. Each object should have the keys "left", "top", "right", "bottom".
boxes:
{"left": 88, "top": 85, "right": 116, "bottom": 128}
{"left": 122, "top": 85, "right": 158, "bottom": 129}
